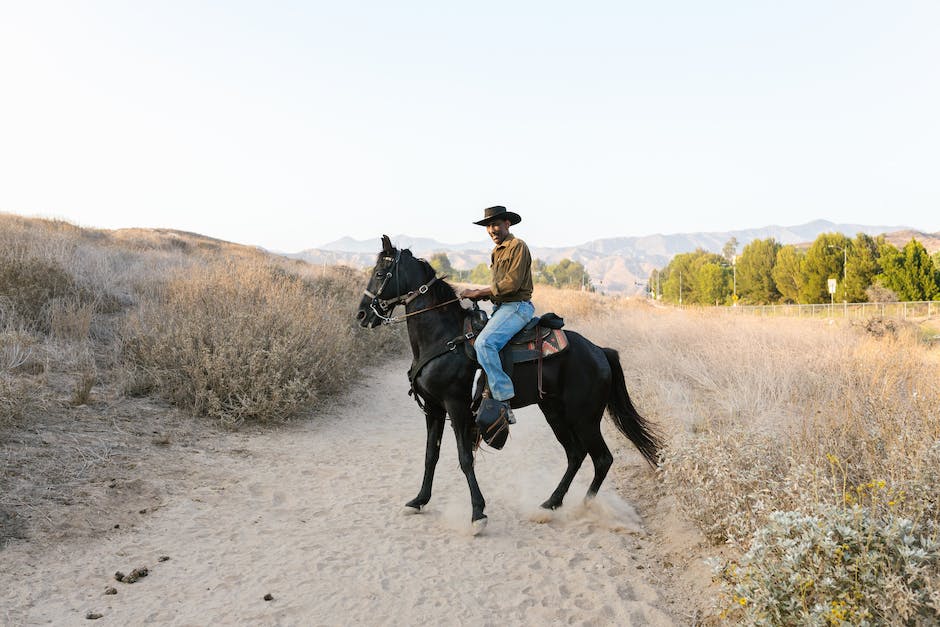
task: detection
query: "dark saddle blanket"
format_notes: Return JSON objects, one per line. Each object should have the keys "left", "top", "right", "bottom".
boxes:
{"left": 462, "top": 310, "right": 568, "bottom": 365}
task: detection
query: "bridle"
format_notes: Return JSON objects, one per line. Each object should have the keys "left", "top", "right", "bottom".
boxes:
{"left": 363, "top": 250, "right": 403, "bottom": 321}
{"left": 363, "top": 251, "right": 460, "bottom": 324}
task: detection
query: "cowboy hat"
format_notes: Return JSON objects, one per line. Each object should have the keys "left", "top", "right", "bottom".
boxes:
{"left": 473, "top": 205, "right": 521, "bottom": 226}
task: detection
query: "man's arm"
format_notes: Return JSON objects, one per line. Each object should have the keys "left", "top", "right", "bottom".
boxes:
{"left": 458, "top": 285, "right": 493, "bottom": 300}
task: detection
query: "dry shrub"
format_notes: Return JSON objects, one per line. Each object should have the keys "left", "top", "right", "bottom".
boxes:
{"left": 45, "top": 297, "right": 95, "bottom": 341}
{"left": 0, "top": 322, "right": 47, "bottom": 428}
{"left": 0, "top": 374, "right": 46, "bottom": 429}
{"left": 0, "top": 256, "right": 77, "bottom": 328}
{"left": 0, "top": 321, "right": 38, "bottom": 373}
{"left": 68, "top": 347, "right": 98, "bottom": 406}
{"left": 593, "top": 307, "right": 940, "bottom": 534}
{"left": 1, "top": 213, "right": 408, "bottom": 427}
{"left": 122, "top": 260, "right": 405, "bottom": 425}
{"left": 0, "top": 215, "right": 139, "bottom": 341}
{"left": 660, "top": 428, "right": 790, "bottom": 545}
{"left": 577, "top": 305, "right": 940, "bottom": 621}
{"left": 856, "top": 315, "right": 900, "bottom": 338}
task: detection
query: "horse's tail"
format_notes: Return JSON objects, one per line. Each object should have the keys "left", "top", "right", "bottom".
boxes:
{"left": 602, "top": 348, "right": 661, "bottom": 467}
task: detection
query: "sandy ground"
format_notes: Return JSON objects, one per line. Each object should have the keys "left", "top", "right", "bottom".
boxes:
{"left": 0, "top": 358, "right": 682, "bottom": 626}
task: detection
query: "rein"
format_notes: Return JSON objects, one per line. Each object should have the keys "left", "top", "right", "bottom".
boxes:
{"left": 364, "top": 251, "right": 467, "bottom": 412}
{"left": 364, "top": 267, "right": 461, "bottom": 324}
{"left": 386, "top": 296, "right": 462, "bottom": 324}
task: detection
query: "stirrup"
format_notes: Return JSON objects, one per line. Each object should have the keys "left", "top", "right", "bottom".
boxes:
{"left": 475, "top": 398, "right": 511, "bottom": 449}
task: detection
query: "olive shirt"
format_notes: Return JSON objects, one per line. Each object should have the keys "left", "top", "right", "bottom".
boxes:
{"left": 490, "top": 233, "right": 534, "bottom": 303}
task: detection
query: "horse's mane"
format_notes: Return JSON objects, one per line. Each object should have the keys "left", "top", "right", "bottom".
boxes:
{"left": 405, "top": 249, "right": 460, "bottom": 301}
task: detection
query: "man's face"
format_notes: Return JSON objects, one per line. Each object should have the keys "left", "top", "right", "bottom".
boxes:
{"left": 486, "top": 219, "right": 511, "bottom": 245}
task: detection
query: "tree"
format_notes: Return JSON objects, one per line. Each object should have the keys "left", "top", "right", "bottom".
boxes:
{"left": 843, "top": 234, "right": 880, "bottom": 302}
{"left": 661, "top": 252, "right": 695, "bottom": 304}
{"left": 799, "top": 233, "right": 850, "bottom": 303}
{"left": 695, "top": 261, "right": 730, "bottom": 305}
{"left": 428, "top": 253, "right": 456, "bottom": 277}
{"left": 660, "top": 249, "right": 730, "bottom": 304}
{"left": 547, "top": 258, "right": 591, "bottom": 289}
{"left": 736, "top": 238, "right": 781, "bottom": 304}
{"left": 877, "top": 239, "right": 940, "bottom": 301}
{"left": 532, "top": 258, "right": 553, "bottom": 285}
{"left": 722, "top": 237, "right": 739, "bottom": 264}
{"left": 468, "top": 263, "right": 490, "bottom": 284}
{"left": 648, "top": 268, "right": 662, "bottom": 299}
{"left": 865, "top": 283, "right": 898, "bottom": 303}
{"left": 772, "top": 245, "right": 804, "bottom": 304}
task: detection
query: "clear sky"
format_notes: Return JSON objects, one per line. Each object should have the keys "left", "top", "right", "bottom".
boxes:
{"left": 1, "top": 1, "right": 938, "bottom": 251}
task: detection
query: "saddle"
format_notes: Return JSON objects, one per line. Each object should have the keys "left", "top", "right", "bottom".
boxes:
{"left": 408, "top": 306, "right": 569, "bottom": 445}
{"left": 460, "top": 310, "right": 568, "bottom": 365}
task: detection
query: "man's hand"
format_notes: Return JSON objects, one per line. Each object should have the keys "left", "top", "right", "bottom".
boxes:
{"left": 458, "top": 287, "right": 492, "bottom": 301}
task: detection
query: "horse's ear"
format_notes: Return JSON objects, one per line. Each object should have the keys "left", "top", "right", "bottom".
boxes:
{"left": 381, "top": 235, "right": 393, "bottom": 253}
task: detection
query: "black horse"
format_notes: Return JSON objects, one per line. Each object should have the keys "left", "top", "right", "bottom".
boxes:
{"left": 357, "top": 236, "right": 660, "bottom": 533}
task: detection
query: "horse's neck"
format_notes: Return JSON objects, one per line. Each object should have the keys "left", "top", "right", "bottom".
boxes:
{"left": 404, "top": 292, "right": 463, "bottom": 359}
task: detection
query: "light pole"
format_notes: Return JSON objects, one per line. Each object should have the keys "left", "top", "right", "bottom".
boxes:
{"left": 732, "top": 254, "right": 737, "bottom": 306}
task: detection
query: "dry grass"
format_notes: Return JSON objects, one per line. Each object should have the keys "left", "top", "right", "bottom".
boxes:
{"left": 548, "top": 294, "right": 940, "bottom": 622}
{"left": 121, "top": 259, "right": 403, "bottom": 425}
{"left": 526, "top": 286, "right": 940, "bottom": 620}
{"left": 581, "top": 308, "right": 940, "bottom": 537}
{"left": 0, "top": 213, "right": 406, "bottom": 546}
{"left": 532, "top": 284, "right": 628, "bottom": 322}
{"left": 0, "top": 212, "right": 405, "bottom": 426}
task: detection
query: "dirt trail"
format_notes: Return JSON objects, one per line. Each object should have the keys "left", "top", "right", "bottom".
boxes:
{"left": 0, "top": 358, "right": 676, "bottom": 625}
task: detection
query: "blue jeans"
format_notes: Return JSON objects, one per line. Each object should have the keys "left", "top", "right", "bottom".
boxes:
{"left": 475, "top": 300, "right": 535, "bottom": 401}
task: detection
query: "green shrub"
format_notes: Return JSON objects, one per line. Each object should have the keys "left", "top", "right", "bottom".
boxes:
{"left": 716, "top": 505, "right": 940, "bottom": 625}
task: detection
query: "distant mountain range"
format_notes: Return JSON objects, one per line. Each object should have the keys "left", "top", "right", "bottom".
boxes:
{"left": 290, "top": 220, "right": 939, "bottom": 294}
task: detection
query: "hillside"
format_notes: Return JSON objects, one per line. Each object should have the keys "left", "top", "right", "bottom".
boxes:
{"left": 292, "top": 220, "right": 933, "bottom": 294}
{"left": 0, "top": 212, "right": 405, "bottom": 549}
{"left": 883, "top": 229, "right": 940, "bottom": 254}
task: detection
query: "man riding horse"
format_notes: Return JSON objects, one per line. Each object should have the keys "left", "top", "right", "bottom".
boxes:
{"left": 356, "top": 222, "right": 659, "bottom": 529}
{"left": 457, "top": 205, "right": 534, "bottom": 425}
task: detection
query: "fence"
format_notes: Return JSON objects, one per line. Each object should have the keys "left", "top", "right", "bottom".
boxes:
{"left": 727, "top": 301, "right": 938, "bottom": 320}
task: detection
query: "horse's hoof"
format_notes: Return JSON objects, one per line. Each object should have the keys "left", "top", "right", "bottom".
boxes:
{"left": 471, "top": 516, "right": 488, "bottom": 536}
{"left": 402, "top": 504, "right": 422, "bottom": 516}
{"left": 540, "top": 500, "right": 561, "bottom": 510}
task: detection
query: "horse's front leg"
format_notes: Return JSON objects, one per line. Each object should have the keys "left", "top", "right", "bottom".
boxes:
{"left": 405, "top": 401, "right": 446, "bottom": 513}
{"left": 446, "top": 399, "right": 487, "bottom": 534}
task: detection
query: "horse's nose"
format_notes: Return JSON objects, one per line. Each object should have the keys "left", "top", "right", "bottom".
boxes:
{"left": 356, "top": 309, "right": 366, "bottom": 321}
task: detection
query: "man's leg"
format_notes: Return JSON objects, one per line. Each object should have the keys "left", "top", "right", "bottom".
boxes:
{"left": 475, "top": 301, "right": 535, "bottom": 402}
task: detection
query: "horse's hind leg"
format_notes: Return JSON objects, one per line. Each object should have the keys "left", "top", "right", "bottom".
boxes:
{"left": 539, "top": 400, "right": 587, "bottom": 510}
{"left": 405, "top": 401, "right": 446, "bottom": 513}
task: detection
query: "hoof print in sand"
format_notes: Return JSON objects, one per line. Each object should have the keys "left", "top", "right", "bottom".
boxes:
{"left": 104, "top": 586, "right": 117, "bottom": 595}
{"left": 86, "top": 611, "right": 103, "bottom": 620}
{"left": 263, "top": 593, "right": 274, "bottom": 601}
